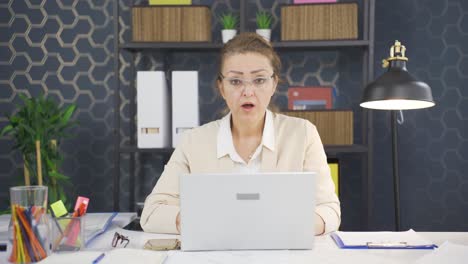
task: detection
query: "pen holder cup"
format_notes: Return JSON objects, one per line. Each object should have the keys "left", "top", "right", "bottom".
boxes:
{"left": 51, "top": 216, "right": 85, "bottom": 252}
{"left": 8, "top": 186, "right": 50, "bottom": 263}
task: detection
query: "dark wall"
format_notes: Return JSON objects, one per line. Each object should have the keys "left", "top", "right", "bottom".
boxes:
{"left": 0, "top": 0, "right": 466, "bottom": 231}
{"left": 371, "top": 0, "right": 468, "bottom": 231}
{"left": 0, "top": 0, "right": 116, "bottom": 211}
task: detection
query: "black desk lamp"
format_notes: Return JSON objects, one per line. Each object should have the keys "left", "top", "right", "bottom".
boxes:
{"left": 360, "top": 40, "right": 435, "bottom": 231}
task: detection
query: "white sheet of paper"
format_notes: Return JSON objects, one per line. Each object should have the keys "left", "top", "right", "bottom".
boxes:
{"left": 101, "top": 248, "right": 167, "bottom": 264}
{"left": 415, "top": 241, "right": 468, "bottom": 264}
{"left": 165, "top": 249, "right": 400, "bottom": 264}
{"left": 37, "top": 251, "right": 103, "bottom": 264}
{"left": 38, "top": 248, "right": 166, "bottom": 264}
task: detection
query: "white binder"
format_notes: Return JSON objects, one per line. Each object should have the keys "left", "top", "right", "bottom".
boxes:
{"left": 137, "top": 71, "right": 170, "bottom": 148}
{"left": 172, "top": 71, "right": 199, "bottom": 147}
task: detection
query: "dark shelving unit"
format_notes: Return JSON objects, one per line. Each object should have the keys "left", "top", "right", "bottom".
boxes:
{"left": 120, "top": 40, "right": 370, "bottom": 51}
{"left": 114, "top": 0, "right": 375, "bottom": 230}
{"left": 120, "top": 42, "right": 223, "bottom": 51}
{"left": 119, "top": 145, "right": 368, "bottom": 154}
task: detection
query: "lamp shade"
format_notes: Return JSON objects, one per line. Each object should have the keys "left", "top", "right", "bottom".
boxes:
{"left": 360, "top": 41, "right": 435, "bottom": 110}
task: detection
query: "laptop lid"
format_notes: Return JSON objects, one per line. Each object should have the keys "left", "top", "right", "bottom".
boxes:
{"left": 180, "top": 172, "right": 316, "bottom": 251}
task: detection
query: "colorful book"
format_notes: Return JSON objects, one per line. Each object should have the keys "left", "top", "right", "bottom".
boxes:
{"left": 288, "top": 87, "right": 333, "bottom": 110}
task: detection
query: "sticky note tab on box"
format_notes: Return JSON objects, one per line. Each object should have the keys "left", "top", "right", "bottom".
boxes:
{"left": 74, "top": 196, "right": 89, "bottom": 214}
{"left": 50, "top": 200, "right": 68, "bottom": 217}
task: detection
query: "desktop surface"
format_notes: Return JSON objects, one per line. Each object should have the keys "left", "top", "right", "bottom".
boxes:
{"left": 1, "top": 213, "right": 468, "bottom": 263}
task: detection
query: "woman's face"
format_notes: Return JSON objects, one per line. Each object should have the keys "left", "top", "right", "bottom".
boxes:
{"left": 218, "top": 52, "right": 278, "bottom": 124}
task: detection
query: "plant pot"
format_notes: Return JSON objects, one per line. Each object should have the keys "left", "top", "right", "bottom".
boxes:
{"left": 256, "top": 29, "right": 271, "bottom": 41}
{"left": 222, "top": 29, "right": 237, "bottom": 43}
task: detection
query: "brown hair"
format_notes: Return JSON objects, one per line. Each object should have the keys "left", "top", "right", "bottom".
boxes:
{"left": 218, "top": 32, "right": 282, "bottom": 79}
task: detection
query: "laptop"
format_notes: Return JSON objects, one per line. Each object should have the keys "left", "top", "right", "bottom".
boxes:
{"left": 179, "top": 172, "right": 316, "bottom": 251}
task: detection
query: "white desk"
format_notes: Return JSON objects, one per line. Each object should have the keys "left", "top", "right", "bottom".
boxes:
{"left": 1, "top": 213, "right": 468, "bottom": 264}
{"left": 87, "top": 225, "right": 468, "bottom": 264}
{"left": 142, "top": 232, "right": 468, "bottom": 264}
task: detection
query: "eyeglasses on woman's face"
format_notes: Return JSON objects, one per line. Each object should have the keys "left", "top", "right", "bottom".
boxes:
{"left": 219, "top": 73, "right": 275, "bottom": 91}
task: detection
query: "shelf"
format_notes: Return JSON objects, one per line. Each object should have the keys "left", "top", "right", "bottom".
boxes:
{"left": 120, "top": 40, "right": 370, "bottom": 51}
{"left": 120, "top": 42, "right": 223, "bottom": 51}
{"left": 272, "top": 40, "right": 370, "bottom": 49}
{"left": 324, "top": 144, "right": 368, "bottom": 154}
{"left": 119, "top": 144, "right": 367, "bottom": 154}
{"left": 119, "top": 146, "right": 174, "bottom": 154}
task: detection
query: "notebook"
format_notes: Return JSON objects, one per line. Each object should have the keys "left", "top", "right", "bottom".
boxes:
{"left": 180, "top": 172, "right": 316, "bottom": 251}
{"left": 84, "top": 212, "right": 118, "bottom": 247}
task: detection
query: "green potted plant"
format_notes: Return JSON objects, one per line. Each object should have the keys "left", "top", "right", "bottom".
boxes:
{"left": 256, "top": 11, "right": 272, "bottom": 41}
{"left": 219, "top": 12, "right": 239, "bottom": 43}
{"left": 1, "top": 93, "right": 77, "bottom": 206}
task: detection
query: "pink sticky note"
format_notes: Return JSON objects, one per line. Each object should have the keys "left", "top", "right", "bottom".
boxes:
{"left": 74, "top": 196, "right": 89, "bottom": 213}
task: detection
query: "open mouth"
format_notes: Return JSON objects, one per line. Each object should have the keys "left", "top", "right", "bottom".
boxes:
{"left": 241, "top": 103, "right": 255, "bottom": 110}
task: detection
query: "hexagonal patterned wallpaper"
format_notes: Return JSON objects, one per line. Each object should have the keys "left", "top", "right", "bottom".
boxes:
{"left": 372, "top": 0, "right": 468, "bottom": 231}
{"left": 0, "top": 0, "right": 467, "bottom": 231}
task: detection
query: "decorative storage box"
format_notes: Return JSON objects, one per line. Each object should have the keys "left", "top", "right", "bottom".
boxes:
{"left": 281, "top": 3, "right": 358, "bottom": 41}
{"left": 149, "top": 0, "right": 192, "bottom": 5}
{"left": 281, "top": 110, "right": 353, "bottom": 145}
{"left": 132, "top": 6, "right": 211, "bottom": 42}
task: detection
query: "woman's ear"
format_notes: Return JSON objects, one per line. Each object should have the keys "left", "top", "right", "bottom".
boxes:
{"left": 217, "top": 79, "right": 226, "bottom": 99}
{"left": 271, "top": 75, "right": 279, "bottom": 95}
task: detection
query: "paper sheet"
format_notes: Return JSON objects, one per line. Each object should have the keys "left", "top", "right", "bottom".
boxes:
{"left": 38, "top": 251, "right": 103, "bottom": 264}
{"left": 415, "top": 241, "right": 468, "bottom": 264}
{"left": 38, "top": 249, "right": 166, "bottom": 264}
{"left": 165, "top": 249, "right": 400, "bottom": 264}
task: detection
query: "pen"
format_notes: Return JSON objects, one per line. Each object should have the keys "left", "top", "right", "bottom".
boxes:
{"left": 92, "top": 253, "right": 105, "bottom": 264}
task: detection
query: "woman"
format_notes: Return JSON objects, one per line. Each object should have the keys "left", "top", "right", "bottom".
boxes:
{"left": 141, "top": 32, "right": 340, "bottom": 235}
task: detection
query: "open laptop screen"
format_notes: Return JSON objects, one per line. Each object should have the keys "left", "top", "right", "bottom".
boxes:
{"left": 180, "top": 172, "right": 316, "bottom": 251}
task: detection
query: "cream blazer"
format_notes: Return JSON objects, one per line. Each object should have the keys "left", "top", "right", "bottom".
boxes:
{"left": 140, "top": 112, "right": 341, "bottom": 234}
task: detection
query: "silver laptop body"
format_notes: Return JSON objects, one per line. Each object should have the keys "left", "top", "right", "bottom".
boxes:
{"left": 180, "top": 172, "right": 316, "bottom": 251}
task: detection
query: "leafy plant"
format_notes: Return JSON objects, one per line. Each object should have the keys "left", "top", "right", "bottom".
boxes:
{"left": 256, "top": 11, "right": 272, "bottom": 29}
{"left": 1, "top": 93, "right": 77, "bottom": 206}
{"left": 219, "top": 12, "right": 239, "bottom": 30}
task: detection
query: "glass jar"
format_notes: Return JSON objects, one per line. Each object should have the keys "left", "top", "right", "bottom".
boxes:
{"left": 8, "top": 186, "right": 50, "bottom": 263}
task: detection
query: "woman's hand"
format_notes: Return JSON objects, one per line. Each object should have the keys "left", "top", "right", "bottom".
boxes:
{"left": 315, "top": 213, "right": 325, "bottom": 235}
{"left": 176, "top": 212, "right": 181, "bottom": 234}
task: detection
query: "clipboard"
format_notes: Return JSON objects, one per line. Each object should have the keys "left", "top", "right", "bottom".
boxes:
{"left": 331, "top": 230, "right": 437, "bottom": 250}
